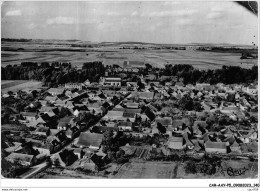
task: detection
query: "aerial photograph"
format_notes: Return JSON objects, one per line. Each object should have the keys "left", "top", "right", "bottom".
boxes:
{"left": 1, "top": 1, "right": 258, "bottom": 180}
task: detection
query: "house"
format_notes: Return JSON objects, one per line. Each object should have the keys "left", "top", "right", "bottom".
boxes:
{"left": 117, "top": 121, "right": 133, "bottom": 131}
{"left": 47, "top": 88, "right": 65, "bottom": 96}
{"left": 205, "top": 141, "right": 227, "bottom": 154}
{"left": 57, "top": 116, "right": 73, "bottom": 131}
{"left": 122, "top": 112, "right": 136, "bottom": 122}
{"left": 65, "top": 83, "right": 83, "bottom": 90}
{"left": 91, "top": 125, "right": 118, "bottom": 134}
{"left": 65, "top": 126, "right": 79, "bottom": 139}
{"left": 5, "top": 153, "right": 37, "bottom": 167}
{"left": 227, "top": 140, "right": 242, "bottom": 154}
{"left": 138, "top": 92, "right": 154, "bottom": 100}
{"left": 4, "top": 142, "right": 23, "bottom": 153}
{"left": 167, "top": 137, "right": 184, "bottom": 150}
{"left": 33, "top": 126, "right": 49, "bottom": 136}
{"left": 20, "top": 112, "right": 37, "bottom": 122}
{"left": 144, "top": 109, "right": 156, "bottom": 121}
{"left": 221, "top": 106, "right": 239, "bottom": 115}
{"left": 192, "top": 121, "right": 207, "bottom": 135}
{"left": 124, "top": 102, "right": 139, "bottom": 109}
{"left": 73, "top": 148, "right": 84, "bottom": 159}
{"left": 245, "top": 85, "right": 257, "bottom": 95}
{"left": 84, "top": 79, "right": 91, "bottom": 86}
{"left": 127, "top": 82, "right": 138, "bottom": 87}
{"left": 45, "top": 96, "right": 57, "bottom": 103}
{"left": 196, "top": 83, "right": 211, "bottom": 90}
{"left": 103, "top": 110, "right": 124, "bottom": 121}
{"left": 77, "top": 132, "right": 104, "bottom": 150}
{"left": 155, "top": 117, "right": 172, "bottom": 128}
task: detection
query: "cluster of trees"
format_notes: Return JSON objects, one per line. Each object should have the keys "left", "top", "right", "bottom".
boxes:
{"left": 184, "top": 155, "right": 221, "bottom": 175}
{"left": 2, "top": 38, "right": 32, "bottom": 42}
{"left": 1, "top": 61, "right": 105, "bottom": 87}
{"left": 102, "top": 130, "right": 130, "bottom": 164}
{"left": 178, "top": 94, "right": 203, "bottom": 112}
{"left": 162, "top": 64, "right": 257, "bottom": 85}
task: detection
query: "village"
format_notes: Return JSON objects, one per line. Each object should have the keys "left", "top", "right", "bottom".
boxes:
{"left": 1, "top": 61, "right": 258, "bottom": 178}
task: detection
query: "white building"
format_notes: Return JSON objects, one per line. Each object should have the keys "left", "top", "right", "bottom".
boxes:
{"left": 65, "top": 83, "right": 83, "bottom": 90}
{"left": 100, "top": 77, "right": 121, "bottom": 87}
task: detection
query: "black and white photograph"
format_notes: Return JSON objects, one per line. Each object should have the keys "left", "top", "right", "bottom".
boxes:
{"left": 0, "top": 0, "right": 259, "bottom": 189}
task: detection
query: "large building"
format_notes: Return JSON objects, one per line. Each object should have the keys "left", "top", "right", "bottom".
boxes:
{"left": 100, "top": 77, "right": 121, "bottom": 87}
{"left": 65, "top": 83, "right": 83, "bottom": 90}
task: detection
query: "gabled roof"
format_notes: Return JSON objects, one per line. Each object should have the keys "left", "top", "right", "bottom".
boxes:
{"left": 144, "top": 109, "right": 155, "bottom": 121}
{"left": 123, "top": 112, "right": 136, "bottom": 118}
{"left": 167, "top": 137, "right": 183, "bottom": 149}
{"left": 106, "top": 110, "right": 124, "bottom": 117}
{"left": 45, "top": 96, "right": 57, "bottom": 102}
{"left": 77, "top": 132, "right": 103, "bottom": 148}
{"left": 5, "top": 153, "right": 34, "bottom": 163}
{"left": 48, "top": 88, "right": 64, "bottom": 94}
{"left": 20, "top": 112, "right": 37, "bottom": 117}
{"left": 205, "top": 141, "right": 226, "bottom": 149}
{"left": 117, "top": 121, "right": 132, "bottom": 126}
{"left": 155, "top": 117, "right": 172, "bottom": 126}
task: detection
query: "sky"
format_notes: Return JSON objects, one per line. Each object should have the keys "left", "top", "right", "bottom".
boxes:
{"left": 1, "top": 1, "right": 258, "bottom": 45}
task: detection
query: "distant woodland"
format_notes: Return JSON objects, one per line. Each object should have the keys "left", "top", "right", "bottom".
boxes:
{"left": 1, "top": 62, "right": 105, "bottom": 87}
{"left": 162, "top": 64, "right": 258, "bottom": 85}
{"left": 1, "top": 62, "right": 257, "bottom": 87}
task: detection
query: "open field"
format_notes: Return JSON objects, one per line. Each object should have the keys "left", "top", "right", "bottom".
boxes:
{"left": 113, "top": 160, "right": 258, "bottom": 179}
{"left": 1, "top": 40, "right": 257, "bottom": 70}
{"left": 1, "top": 80, "right": 43, "bottom": 93}
{"left": 114, "top": 161, "right": 180, "bottom": 179}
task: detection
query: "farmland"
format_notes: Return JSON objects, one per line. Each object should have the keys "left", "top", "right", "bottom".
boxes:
{"left": 113, "top": 160, "right": 258, "bottom": 179}
{"left": 1, "top": 40, "right": 257, "bottom": 70}
{"left": 1, "top": 80, "right": 43, "bottom": 93}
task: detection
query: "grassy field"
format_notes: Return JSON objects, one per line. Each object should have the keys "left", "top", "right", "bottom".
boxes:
{"left": 114, "top": 161, "right": 180, "bottom": 179}
{"left": 1, "top": 80, "right": 43, "bottom": 93}
{"left": 113, "top": 160, "right": 258, "bottom": 179}
{"left": 1, "top": 41, "right": 257, "bottom": 70}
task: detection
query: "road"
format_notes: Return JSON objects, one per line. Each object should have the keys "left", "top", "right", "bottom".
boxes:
{"left": 20, "top": 162, "right": 49, "bottom": 179}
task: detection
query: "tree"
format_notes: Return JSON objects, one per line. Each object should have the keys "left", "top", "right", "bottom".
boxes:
{"left": 7, "top": 91, "right": 13, "bottom": 97}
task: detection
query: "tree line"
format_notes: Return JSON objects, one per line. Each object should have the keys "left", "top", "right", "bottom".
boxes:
{"left": 162, "top": 64, "right": 257, "bottom": 85}
{"left": 1, "top": 61, "right": 105, "bottom": 87}
{"left": 1, "top": 61, "right": 257, "bottom": 86}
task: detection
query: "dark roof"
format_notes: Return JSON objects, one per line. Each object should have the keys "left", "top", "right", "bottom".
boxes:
{"left": 155, "top": 117, "right": 172, "bottom": 126}
{"left": 124, "top": 108, "right": 141, "bottom": 114}
{"left": 77, "top": 132, "right": 103, "bottom": 147}
{"left": 117, "top": 121, "right": 132, "bottom": 127}
{"left": 123, "top": 112, "right": 136, "bottom": 118}
{"left": 145, "top": 109, "right": 155, "bottom": 121}
{"left": 102, "top": 102, "right": 110, "bottom": 109}
{"left": 172, "top": 120, "right": 184, "bottom": 129}
{"left": 59, "top": 116, "right": 73, "bottom": 123}
{"left": 205, "top": 141, "right": 226, "bottom": 149}
{"left": 20, "top": 112, "right": 37, "bottom": 117}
